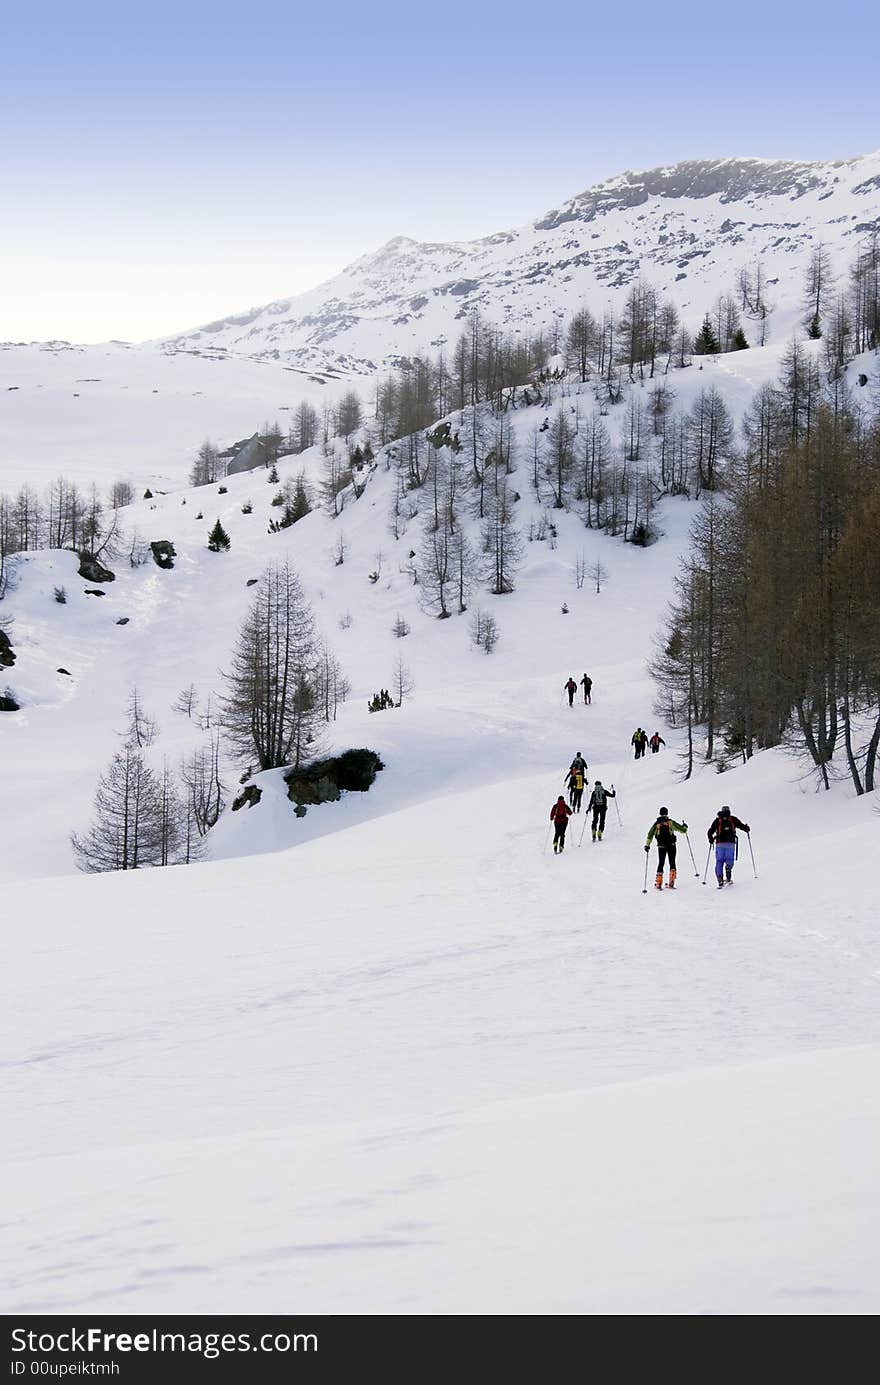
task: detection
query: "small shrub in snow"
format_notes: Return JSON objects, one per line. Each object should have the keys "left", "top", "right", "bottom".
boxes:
{"left": 470, "top": 608, "right": 499, "bottom": 654}
{"left": 54, "top": 585, "right": 67, "bottom": 604}
{"left": 392, "top": 614, "right": 410, "bottom": 638}
{"left": 338, "top": 611, "right": 353, "bottom": 630}
{"left": 241, "top": 501, "right": 253, "bottom": 514}
{"left": 0, "top": 686, "right": 21, "bottom": 712}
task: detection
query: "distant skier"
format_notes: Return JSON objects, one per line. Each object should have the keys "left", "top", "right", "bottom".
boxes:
{"left": 580, "top": 673, "right": 593, "bottom": 705}
{"left": 587, "top": 779, "right": 615, "bottom": 840}
{"left": 649, "top": 731, "right": 666, "bottom": 754}
{"left": 550, "top": 796, "right": 573, "bottom": 853}
{"left": 564, "top": 677, "right": 578, "bottom": 707}
{"left": 707, "top": 805, "right": 750, "bottom": 888}
{"left": 645, "top": 807, "right": 688, "bottom": 889}
{"left": 566, "top": 766, "right": 585, "bottom": 813}
{"left": 569, "top": 750, "right": 587, "bottom": 778}
{"left": 631, "top": 727, "right": 648, "bottom": 759}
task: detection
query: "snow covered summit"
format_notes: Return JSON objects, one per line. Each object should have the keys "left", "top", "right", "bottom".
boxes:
{"left": 164, "top": 150, "right": 880, "bottom": 373}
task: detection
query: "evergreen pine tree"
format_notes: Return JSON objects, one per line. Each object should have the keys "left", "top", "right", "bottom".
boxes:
{"left": 693, "top": 315, "right": 720, "bottom": 356}
{"left": 207, "top": 519, "right": 231, "bottom": 552}
{"left": 731, "top": 327, "right": 749, "bottom": 351}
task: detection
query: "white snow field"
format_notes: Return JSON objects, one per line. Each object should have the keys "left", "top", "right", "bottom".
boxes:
{"left": 0, "top": 341, "right": 341, "bottom": 494}
{"left": 2, "top": 346, "right": 879, "bottom": 1313}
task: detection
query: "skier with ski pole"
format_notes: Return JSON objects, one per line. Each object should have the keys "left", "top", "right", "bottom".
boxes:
{"left": 644, "top": 807, "right": 688, "bottom": 890}
{"left": 707, "top": 805, "right": 751, "bottom": 888}
{"left": 586, "top": 780, "right": 615, "bottom": 841}
{"left": 550, "top": 796, "right": 573, "bottom": 853}
{"left": 566, "top": 764, "right": 585, "bottom": 813}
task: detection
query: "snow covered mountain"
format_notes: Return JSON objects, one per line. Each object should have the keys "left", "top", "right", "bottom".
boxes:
{"left": 165, "top": 152, "right": 880, "bottom": 373}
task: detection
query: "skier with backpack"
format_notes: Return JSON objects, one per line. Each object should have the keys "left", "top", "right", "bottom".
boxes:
{"left": 587, "top": 780, "right": 615, "bottom": 840}
{"left": 631, "top": 727, "right": 648, "bottom": 759}
{"left": 645, "top": 807, "right": 688, "bottom": 889}
{"left": 566, "top": 764, "right": 585, "bottom": 812}
{"left": 580, "top": 673, "right": 592, "bottom": 705}
{"left": 707, "top": 806, "right": 750, "bottom": 888}
{"left": 649, "top": 731, "right": 666, "bottom": 754}
{"left": 569, "top": 751, "right": 587, "bottom": 778}
{"left": 550, "top": 796, "right": 573, "bottom": 852}
{"left": 564, "top": 677, "right": 578, "bottom": 707}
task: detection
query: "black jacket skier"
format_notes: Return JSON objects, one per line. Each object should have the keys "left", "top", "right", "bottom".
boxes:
{"left": 587, "top": 780, "right": 615, "bottom": 840}
{"left": 580, "top": 673, "right": 592, "bottom": 704}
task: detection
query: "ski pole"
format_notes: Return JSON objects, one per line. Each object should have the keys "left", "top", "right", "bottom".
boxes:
{"left": 747, "top": 832, "right": 757, "bottom": 877}
{"left": 542, "top": 824, "right": 552, "bottom": 854}
{"left": 702, "top": 844, "right": 712, "bottom": 885}
{"left": 642, "top": 849, "right": 650, "bottom": 894}
{"left": 578, "top": 812, "right": 588, "bottom": 847}
{"left": 684, "top": 831, "right": 699, "bottom": 877}
{"left": 612, "top": 787, "right": 622, "bottom": 827}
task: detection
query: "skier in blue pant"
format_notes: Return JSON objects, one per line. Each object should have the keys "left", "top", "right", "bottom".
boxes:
{"left": 707, "top": 806, "right": 750, "bottom": 888}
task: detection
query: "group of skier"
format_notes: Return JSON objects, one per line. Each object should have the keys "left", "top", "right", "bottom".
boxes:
{"left": 550, "top": 749, "right": 752, "bottom": 888}
{"left": 564, "top": 674, "right": 593, "bottom": 706}
{"left": 551, "top": 752, "right": 618, "bottom": 852}
{"left": 643, "top": 805, "right": 750, "bottom": 888}
{"left": 631, "top": 727, "right": 665, "bottom": 758}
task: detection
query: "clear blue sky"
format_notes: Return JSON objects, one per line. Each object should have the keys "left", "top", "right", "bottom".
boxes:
{"left": 2, "top": 0, "right": 877, "bottom": 341}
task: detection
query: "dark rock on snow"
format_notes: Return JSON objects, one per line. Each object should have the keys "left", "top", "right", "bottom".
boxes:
{"left": 150, "top": 540, "right": 176, "bottom": 569}
{"left": 77, "top": 552, "right": 115, "bottom": 583}
{"left": 285, "top": 749, "right": 384, "bottom": 807}
{"left": 231, "top": 784, "right": 263, "bottom": 812}
{"left": 0, "top": 629, "right": 15, "bottom": 668}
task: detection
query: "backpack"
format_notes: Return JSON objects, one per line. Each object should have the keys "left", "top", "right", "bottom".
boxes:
{"left": 593, "top": 786, "right": 607, "bottom": 807}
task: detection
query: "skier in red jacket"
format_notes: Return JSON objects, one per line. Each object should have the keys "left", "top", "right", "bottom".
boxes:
{"left": 550, "top": 796, "right": 572, "bottom": 853}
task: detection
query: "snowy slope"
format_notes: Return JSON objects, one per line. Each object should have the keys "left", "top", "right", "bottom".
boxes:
{"left": 0, "top": 338, "right": 833, "bottom": 883}
{"left": 3, "top": 732, "right": 880, "bottom": 1312}
{"left": 2, "top": 334, "right": 880, "bottom": 1311}
{"left": 165, "top": 153, "right": 880, "bottom": 372}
